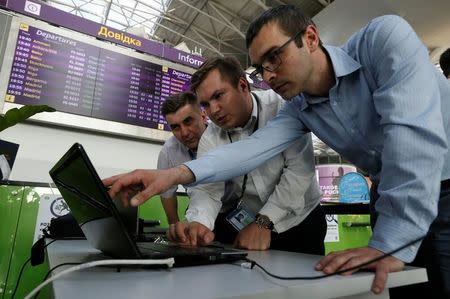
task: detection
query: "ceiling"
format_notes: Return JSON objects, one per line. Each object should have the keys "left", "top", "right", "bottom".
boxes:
{"left": 313, "top": 0, "right": 450, "bottom": 64}
{"left": 153, "top": 0, "right": 332, "bottom": 69}
{"left": 43, "top": 0, "right": 333, "bottom": 69}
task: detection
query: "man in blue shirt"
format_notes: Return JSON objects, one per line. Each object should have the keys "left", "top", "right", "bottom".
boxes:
{"left": 105, "top": 5, "right": 450, "bottom": 298}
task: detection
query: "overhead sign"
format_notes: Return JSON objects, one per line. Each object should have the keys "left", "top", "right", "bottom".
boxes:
{"left": 6, "top": 24, "right": 192, "bottom": 131}
{"left": 1, "top": 0, "right": 205, "bottom": 68}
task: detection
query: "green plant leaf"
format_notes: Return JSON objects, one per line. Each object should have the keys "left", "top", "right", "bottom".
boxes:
{"left": 0, "top": 105, "right": 56, "bottom": 132}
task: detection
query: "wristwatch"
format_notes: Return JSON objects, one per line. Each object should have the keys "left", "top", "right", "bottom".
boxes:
{"left": 255, "top": 214, "right": 274, "bottom": 230}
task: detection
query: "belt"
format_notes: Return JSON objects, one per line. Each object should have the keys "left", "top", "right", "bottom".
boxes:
{"left": 441, "top": 179, "right": 450, "bottom": 189}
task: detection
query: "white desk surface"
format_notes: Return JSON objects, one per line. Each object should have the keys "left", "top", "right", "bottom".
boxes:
{"left": 45, "top": 240, "right": 427, "bottom": 299}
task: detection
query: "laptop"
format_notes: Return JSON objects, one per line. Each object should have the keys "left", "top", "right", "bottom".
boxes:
{"left": 49, "top": 143, "right": 247, "bottom": 267}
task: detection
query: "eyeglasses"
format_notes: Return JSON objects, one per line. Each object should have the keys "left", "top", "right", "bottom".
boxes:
{"left": 249, "top": 30, "right": 304, "bottom": 82}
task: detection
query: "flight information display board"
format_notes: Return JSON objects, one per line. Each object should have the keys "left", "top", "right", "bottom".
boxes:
{"left": 5, "top": 23, "right": 191, "bottom": 131}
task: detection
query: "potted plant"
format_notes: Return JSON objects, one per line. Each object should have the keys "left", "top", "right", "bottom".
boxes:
{"left": 0, "top": 105, "right": 55, "bottom": 179}
{"left": 0, "top": 105, "right": 55, "bottom": 132}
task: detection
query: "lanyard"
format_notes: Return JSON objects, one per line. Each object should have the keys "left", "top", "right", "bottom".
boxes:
{"left": 226, "top": 94, "right": 260, "bottom": 206}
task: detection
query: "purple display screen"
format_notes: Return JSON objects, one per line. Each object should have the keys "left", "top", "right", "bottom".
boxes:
{"left": 6, "top": 24, "right": 192, "bottom": 131}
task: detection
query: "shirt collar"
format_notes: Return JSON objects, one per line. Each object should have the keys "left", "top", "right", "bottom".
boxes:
{"left": 188, "top": 149, "right": 197, "bottom": 159}
{"left": 298, "top": 45, "right": 361, "bottom": 110}
{"left": 324, "top": 45, "right": 361, "bottom": 78}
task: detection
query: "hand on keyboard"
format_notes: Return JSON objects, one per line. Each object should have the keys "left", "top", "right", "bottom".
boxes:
{"left": 167, "top": 221, "right": 215, "bottom": 247}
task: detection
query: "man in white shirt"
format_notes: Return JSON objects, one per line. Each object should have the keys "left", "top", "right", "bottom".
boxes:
{"left": 157, "top": 92, "right": 207, "bottom": 233}
{"left": 167, "top": 57, "right": 326, "bottom": 254}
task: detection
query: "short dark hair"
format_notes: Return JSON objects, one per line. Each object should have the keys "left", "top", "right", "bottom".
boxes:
{"left": 246, "top": 5, "right": 321, "bottom": 49}
{"left": 190, "top": 56, "right": 248, "bottom": 94}
{"left": 161, "top": 91, "right": 199, "bottom": 117}
{"left": 439, "top": 48, "right": 450, "bottom": 78}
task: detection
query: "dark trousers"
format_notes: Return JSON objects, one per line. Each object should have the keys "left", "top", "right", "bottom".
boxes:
{"left": 370, "top": 182, "right": 450, "bottom": 299}
{"left": 213, "top": 204, "right": 327, "bottom": 255}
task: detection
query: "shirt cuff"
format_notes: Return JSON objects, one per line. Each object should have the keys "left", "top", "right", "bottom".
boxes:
{"left": 183, "top": 160, "right": 202, "bottom": 185}
{"left": 369, "top": 214, "right": 425, "bottom": 262}
{"left": 185, "top": 208, "right": 216, "bottom": 231}
{"left": 258, "top": 202, "right": 289, "bottom": 227}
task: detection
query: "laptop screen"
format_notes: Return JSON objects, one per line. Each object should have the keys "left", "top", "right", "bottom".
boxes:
{"left": 49, "top": 143, "right": 142, "bottom": 258}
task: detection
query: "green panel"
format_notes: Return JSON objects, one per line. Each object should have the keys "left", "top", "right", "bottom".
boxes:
{"left": 325, "top": 215, "right": 372, "bottom": 254}
{"left": 139, "top": 195, "right": 190, "bottom": 228}
{"left": 4, "top": 187, "right": 50, "bottom": 299}
{"left": 0, "top": 185, "right": 23, "bottom": 299}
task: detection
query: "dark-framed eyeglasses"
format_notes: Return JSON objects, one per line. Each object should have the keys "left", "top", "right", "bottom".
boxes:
{"left": 249, "top": 30, "right": 304, "bottom": 82}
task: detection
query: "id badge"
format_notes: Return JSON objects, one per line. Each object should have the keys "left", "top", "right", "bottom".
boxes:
{"left": 226, "top": 207, "right": 255, "bottom": 231}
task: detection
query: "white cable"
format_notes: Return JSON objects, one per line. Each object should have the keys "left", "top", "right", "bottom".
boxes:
{"left": 24, "top": 258, "right": 175, "bottom": 299}
{"left": 239, "top": 262, "right": 253, "bottom": 269}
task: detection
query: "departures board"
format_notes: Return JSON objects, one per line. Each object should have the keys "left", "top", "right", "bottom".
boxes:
{"left": 3, "top": 22, "right": 192, "bottom": 132}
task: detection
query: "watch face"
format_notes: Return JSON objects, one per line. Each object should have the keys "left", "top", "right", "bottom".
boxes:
{"left": 256, "top": 214, "right": 274, "bottom": 230}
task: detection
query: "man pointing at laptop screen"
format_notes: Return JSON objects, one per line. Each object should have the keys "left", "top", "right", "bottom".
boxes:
{"left": 104, "top": 4, "right": 450, "bottom": 298}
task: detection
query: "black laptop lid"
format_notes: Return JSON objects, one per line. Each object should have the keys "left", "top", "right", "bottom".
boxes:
{"left": 49, "top": 143, "right": 142, "bottom": 259}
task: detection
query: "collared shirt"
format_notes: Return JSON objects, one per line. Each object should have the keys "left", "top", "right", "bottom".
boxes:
{"left": 157, "top": 135, "right": 194, "bottom": 198}
{"left": 185, "top": 90, "right": 321, "bottom": 233}
{"left": 185, "top": 15, "right": 450, "bottom": 262}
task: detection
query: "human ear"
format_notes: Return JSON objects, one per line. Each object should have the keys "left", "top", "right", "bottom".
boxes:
{"left": 304, "top": 25, "right": 319, "bottom": 50}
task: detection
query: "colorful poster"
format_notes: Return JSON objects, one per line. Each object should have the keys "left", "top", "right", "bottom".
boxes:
{"left": 316, "top": 164, "right": 357, "bottom": 202}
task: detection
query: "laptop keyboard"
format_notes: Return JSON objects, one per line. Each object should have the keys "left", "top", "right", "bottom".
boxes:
{"left": 137, "top": 242, "right": 224, "bottom": 256}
